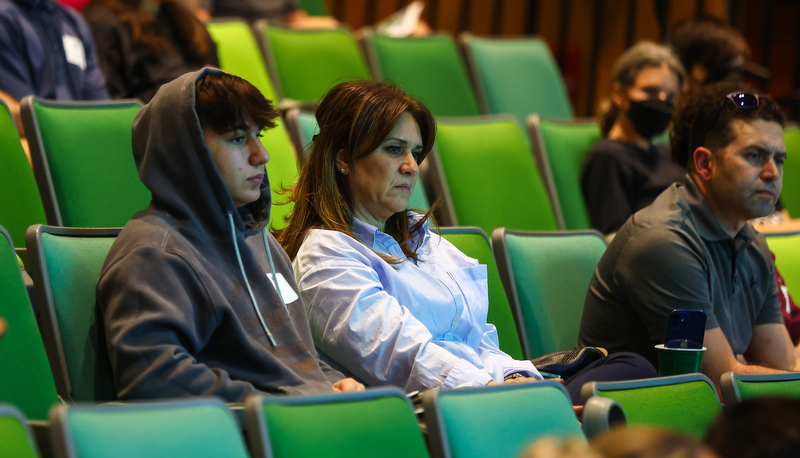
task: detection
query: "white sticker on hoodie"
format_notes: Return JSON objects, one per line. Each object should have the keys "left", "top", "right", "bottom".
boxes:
{"left": 62, "top": 34, "right": 86, "bottom": 70}
{"left": 266, "top": 272, "right": 299, "bottom": 304}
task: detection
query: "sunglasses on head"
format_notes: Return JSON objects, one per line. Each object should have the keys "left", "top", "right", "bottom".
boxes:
{"left": 702, "top": 91, "right": 760, "bottom": 140}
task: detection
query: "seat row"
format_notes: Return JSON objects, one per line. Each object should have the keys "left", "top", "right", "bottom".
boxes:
{"left": 205, "top": 19, "right": 573, "bottom": 125}
{"left": 5, "top": 220, "right": 800, "bottom": 455}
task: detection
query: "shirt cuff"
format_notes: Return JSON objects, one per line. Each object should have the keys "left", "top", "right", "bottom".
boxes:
{"left": 441, "top": 359, "right": 493, "bottom": 388}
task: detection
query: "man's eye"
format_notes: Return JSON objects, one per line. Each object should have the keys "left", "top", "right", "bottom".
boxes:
{"left": 232, "top": 136, "right": 246, "bottom": 144}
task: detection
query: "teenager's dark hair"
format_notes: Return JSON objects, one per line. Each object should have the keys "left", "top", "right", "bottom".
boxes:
{"left": 195, "top": 72, "right": 279, "bottom": 134}
{"left": 670, "top": 81, "right": 784, "bottom": 170}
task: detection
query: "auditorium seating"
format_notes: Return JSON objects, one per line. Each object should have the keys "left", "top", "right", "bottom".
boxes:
{"left": 0, "top": 100, "right": 46, "bottom": 250}
{"left": 0, "top": 225, "right": 60, "bottom": 421}
{"left": 21, "top": 98, "right": 147, "bottom": 228}
{"left": 581, "top": 373, "right": 722, "bottom": 439}
{"left": 528, "top": 116, "right": 602, "bottom": 230}
{"left": 428, "top": 115, "right": 559, "bottom": 234}
{"left": 245, "top": 387, "right": 429, "bottom": 458}
{"left": 720, "top": 371, "right": 800, "bottom": 406}
{"left": 461, "top": 33, "right": 574, "bottom": 124}
{"left": 363, "top": 32, "right": 481, "bottom": 117}
{"left": 26, "top": 225, "right": 120, "bottom": 403}
{"left": 492, "top": 228, "right": 606, "bottom": 357}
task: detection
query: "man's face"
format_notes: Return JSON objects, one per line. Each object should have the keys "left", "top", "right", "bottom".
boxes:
{"left": 203, "top": 121, "right": 269, "bottom": 208}
{"left": 707, "top": 118, "right": 785, "bottom": 231}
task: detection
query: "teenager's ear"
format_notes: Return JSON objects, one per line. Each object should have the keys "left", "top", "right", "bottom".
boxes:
{"left": 693, "top": 146, "right": 714, "bottom": 181}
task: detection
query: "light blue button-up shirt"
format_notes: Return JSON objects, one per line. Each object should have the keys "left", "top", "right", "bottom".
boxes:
{"left": 294, "top": 216, "right": 541, "bottom": 392}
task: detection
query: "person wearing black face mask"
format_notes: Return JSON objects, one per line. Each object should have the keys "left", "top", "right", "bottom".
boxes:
{"left": 581, "top": 41, "right": 687, "bottom": 234}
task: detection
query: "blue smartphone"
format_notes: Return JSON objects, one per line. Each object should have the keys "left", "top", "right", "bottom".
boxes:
{"left": 664, "top": 309, "right": 707, "bottom": 349}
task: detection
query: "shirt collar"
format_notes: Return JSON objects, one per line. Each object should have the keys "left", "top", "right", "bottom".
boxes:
{"left": 351, "top": 214, "right": 429, "bottom": 255}
{"left": 683, "top": 174, "right": 758, "bottom": 244}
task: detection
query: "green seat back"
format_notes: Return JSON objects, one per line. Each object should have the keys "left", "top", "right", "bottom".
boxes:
{"left": 206, "top": 19, "right": 278, "bottom": 100}
{"left": 246, "top": 387, "right": 429, "bottom": 458}
{"left": 721, "top": 372, "right": 800, "bottom": 405}
{"left": 493, "top": 229, "right": 606, "bottom": 357}
{"left": 22, "top": 98, "right": 148, "bottom": 227}
{"left": 765, "top": 232, "right": 800, "bottom": 292}
{"left": 464, "top": 35, "right": 573, "bottom": 124}
{"left": 426, "top": 382, "right": 583, "bottom": 458}
{"left": 587, "top": 374, "right": 721, "bottom": 439}
{"left": 27, "top": 226, "right": 120, "bottom": 402}
{"left": 0, "top": 100, "right": 46, "bottom": 248}
{"left": 533, "top": 119, "right": 602, "bottom": 230}
{"left": 736, "top": 377, "right": 800, "bottom": 399}
{"left": 440, "top": 227, "right": 524, "bottom": 359}
{"left": 50, "top": 398, "right": 249, "bottom": 458}
{"left": 261, "top": 123, "right": 299, "bottom": 230}
{"left": 0, "top": 405, "right": 39, "bottom": 458}
{"left": 263, "top": 26, "right": 371, "bottom": 103}
{"left": 367, "top": 34, "right": 481, "bottom": 117}
{"left": 0, "top": 227, "right": 59, "bottom": 420}
{"left": 205, "top": 20, "right": 298, "bottom": 229}
{"left": 435, "top": 116, "right": 557, "bottom": 236}
{"left": 783, "top": 126, "right": 800, "bottom": 217}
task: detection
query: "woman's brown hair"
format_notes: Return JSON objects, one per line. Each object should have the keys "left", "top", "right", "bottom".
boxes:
{"left": 279, "top": 80, "right": 436, "bottom": 263}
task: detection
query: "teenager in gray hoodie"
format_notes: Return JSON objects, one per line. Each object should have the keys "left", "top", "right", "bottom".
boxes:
{"left": 97, "top": 68, "right": 362, "bottom": 402}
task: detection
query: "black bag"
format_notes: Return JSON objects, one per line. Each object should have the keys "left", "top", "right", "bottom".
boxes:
{"left": 530, "top": 347, "right": 607, "bottom": 379}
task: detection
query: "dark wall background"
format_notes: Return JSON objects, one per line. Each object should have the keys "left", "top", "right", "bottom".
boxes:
{"left": 317, "top": 0, "right": 795, "bottom": 119}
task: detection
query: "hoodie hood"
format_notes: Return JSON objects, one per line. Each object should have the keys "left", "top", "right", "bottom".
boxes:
{"left": 132, "top": 68, "right": 271, "bottom": 237}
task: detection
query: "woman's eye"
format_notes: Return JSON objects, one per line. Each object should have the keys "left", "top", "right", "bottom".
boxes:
{"left": 385, "top": 145, "right": 401, "bottom": 155}
{"left": 412, "top": 151, "right": 423, "bottom": 163}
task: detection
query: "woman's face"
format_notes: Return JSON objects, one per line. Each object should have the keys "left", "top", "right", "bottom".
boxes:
{"left": 618, "top": 63, "right": 680, "bottom": 108}
{"left": 339, "top": 112, "right": 422, "bottom": 230}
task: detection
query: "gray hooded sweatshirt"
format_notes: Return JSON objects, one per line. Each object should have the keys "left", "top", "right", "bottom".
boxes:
{"left": 97, "top": 68, "right": 341, "bottom": 402}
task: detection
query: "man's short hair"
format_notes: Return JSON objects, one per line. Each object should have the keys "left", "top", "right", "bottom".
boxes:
{"left": 195, "top": 72, "right": 279, "bottom": 134}
{"left": 670, "top": 81, "right": 785, "bottom": 169}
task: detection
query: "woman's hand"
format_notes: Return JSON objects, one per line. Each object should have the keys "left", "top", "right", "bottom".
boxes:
{"left": 333, "top": 377, "right": 365, "bottom": 393}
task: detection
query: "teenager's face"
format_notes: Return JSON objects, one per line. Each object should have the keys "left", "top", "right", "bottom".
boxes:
{"left": 203, "top": 121, "right": 269, "bottom": 208}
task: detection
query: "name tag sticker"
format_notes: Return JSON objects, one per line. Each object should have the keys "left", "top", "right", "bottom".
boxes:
{"left": 266, "top": 273, "right": 299, "bottom": 303}
{"left": 62, "top": 34, "right": 86, "bottom": 70}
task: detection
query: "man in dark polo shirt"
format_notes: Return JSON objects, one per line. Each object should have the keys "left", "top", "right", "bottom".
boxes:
{"left": 578, "top": 81, "right": 799, "bottom": 390}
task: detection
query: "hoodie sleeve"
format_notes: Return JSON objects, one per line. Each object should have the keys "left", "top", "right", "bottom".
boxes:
{"left": 98, "top": 244, "right": 266, "bottom": 402}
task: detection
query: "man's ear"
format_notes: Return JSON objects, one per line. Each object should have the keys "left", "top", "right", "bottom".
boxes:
{"left": 693, "top": 146, "right": 714, "bottom": 181}
{"left": 335, "top": 148, "right": 349, "bottom": 174}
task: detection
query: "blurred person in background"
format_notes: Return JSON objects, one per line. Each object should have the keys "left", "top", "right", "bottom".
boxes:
{"left": 581, "top": 41, "right": 686, "bottom": 234}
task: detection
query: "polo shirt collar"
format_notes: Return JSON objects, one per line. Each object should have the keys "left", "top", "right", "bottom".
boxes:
{"left": 683, "top": 174, "right": 757, "bottom": 244}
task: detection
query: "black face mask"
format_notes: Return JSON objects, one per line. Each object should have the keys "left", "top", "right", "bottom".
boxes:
{"left": 628, "top": 98, "right": 674, "bottom": 139}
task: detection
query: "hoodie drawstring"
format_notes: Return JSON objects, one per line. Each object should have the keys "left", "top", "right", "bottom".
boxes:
{"left": 229, "top": 212, "right": 276, "bottom": 347}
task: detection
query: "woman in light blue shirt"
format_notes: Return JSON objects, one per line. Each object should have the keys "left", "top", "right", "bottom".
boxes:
{"left": 279, "top": 81, "right": 655, "bottom": 403}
